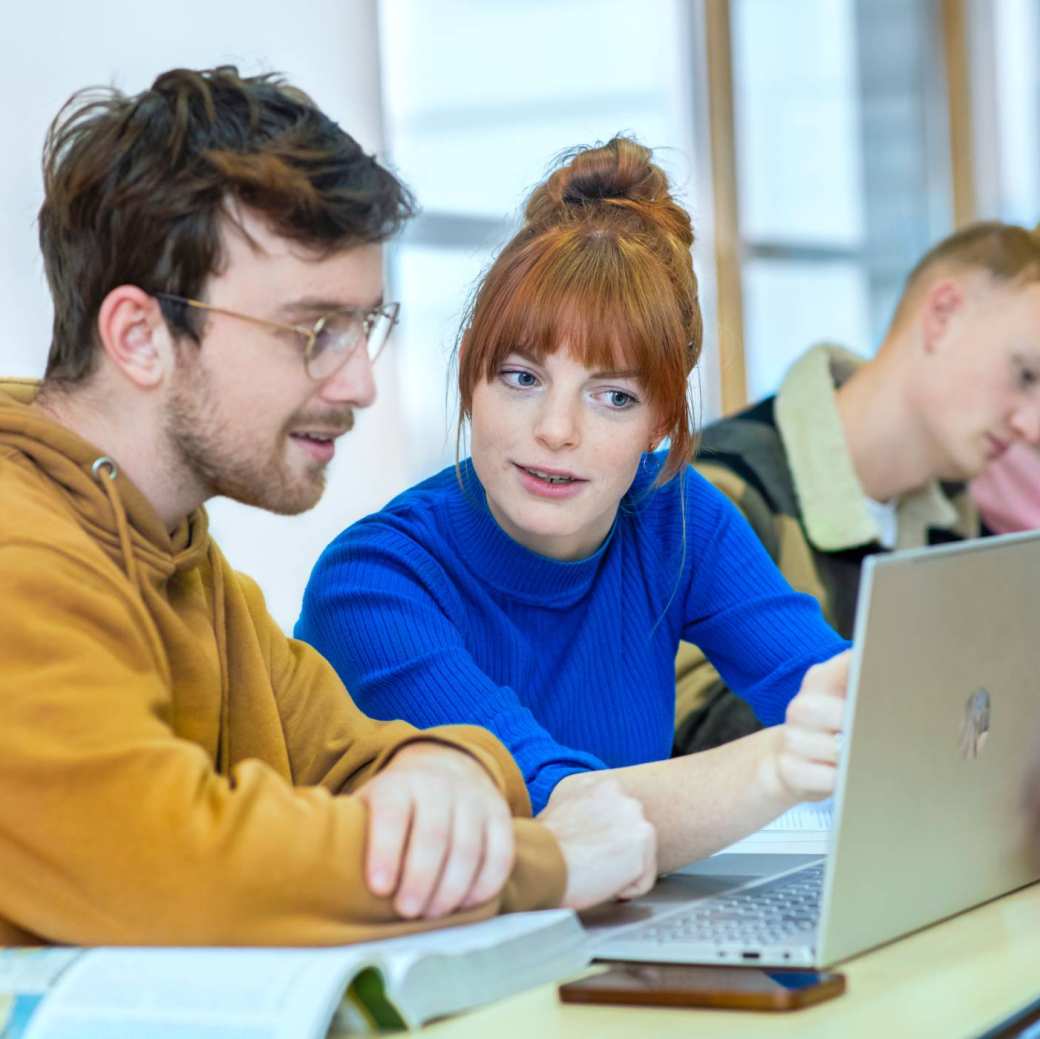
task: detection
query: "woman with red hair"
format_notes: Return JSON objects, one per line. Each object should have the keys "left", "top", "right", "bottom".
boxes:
{"left": 298, "top": 137, "right": 850, "bottom": 877}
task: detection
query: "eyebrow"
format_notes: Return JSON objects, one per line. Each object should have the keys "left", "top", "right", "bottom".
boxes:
{"left": 275, "top": 294, "right": 384, "bottom": 319}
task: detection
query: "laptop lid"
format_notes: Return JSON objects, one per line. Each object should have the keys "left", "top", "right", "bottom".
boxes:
{"left": 817, "top": 530, "right": 1040, "bottom": 965}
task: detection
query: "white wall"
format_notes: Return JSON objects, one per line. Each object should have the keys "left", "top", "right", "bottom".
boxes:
{"left": 2, "top": 0, "right": 418, "bottom": 631}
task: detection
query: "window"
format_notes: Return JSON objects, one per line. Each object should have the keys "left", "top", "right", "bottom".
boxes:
{"left": 731, "top": 0, "right": 953, "bottom": 399}
{"left": 379, "top": 0, "right": 701, "bottom": 474}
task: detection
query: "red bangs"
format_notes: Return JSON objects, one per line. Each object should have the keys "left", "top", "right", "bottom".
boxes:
{"left": 465, "top": 228, "right": 689, "bottom": 406}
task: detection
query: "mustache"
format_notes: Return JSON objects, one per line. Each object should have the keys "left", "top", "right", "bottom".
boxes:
{"left": 287, "top": 409, "right": 355, "bottom": 435}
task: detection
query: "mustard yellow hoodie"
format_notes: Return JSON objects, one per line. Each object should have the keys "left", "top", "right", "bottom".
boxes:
{"left": 0, "top": 379, "right": 565, "bottom": 946}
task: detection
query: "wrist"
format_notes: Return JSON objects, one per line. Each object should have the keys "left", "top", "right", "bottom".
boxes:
{"left": 389, "top": 739, "right": 484, "bottom": 779}
{"left": 753, "top": 726, "right": 799, "bottom": 812}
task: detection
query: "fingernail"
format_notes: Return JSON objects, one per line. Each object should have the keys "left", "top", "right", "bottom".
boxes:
{"left": 399, "top": 896, "right": 420, "bottom": 917}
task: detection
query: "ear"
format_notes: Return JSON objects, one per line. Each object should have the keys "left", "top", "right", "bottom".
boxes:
{"left": 95, "top": 285, "right": 173, "bottom": 389}
{"left": 920, "top": 279, "right": 964, "bottom": 354}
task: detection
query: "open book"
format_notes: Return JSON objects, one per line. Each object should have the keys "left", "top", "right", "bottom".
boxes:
{"left": 0, "top": 909, "right": 589, "bottom": 1038}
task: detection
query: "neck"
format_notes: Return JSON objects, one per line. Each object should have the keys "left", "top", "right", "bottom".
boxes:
{"left": 834, "top": 339, "right": 939, "bottom": 502}
{"left": 35, "top": 378, "right": 204, "bottom": 532}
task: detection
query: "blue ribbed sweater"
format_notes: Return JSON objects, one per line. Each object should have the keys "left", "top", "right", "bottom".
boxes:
{"left": 296, "top": 455, "right": 848, "bottom": 813}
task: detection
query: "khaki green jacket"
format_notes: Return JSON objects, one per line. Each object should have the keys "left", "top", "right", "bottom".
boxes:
{"left": 674, "top": 345, "right": 979, "bottom": 752}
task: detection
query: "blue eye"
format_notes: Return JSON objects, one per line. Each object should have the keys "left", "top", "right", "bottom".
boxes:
{"left": 604, "top": 389, "right": 637, "bottom": 409}
{"left": 500, "top": 368, "right": 539, "bottom": 389}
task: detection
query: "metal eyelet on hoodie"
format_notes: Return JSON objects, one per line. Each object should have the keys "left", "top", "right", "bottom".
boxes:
{"left": 91, "top": 456, "right": 118, "bottom": 481}
{"left": 90, "top": 454, "right": 139, "bottom": 590}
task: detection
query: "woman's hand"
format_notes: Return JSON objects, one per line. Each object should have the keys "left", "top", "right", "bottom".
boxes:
{"left": 538, "top": 774, "right": 658, "bottom": 909}
{"left": 356, "top": 741, "right": 515, "bottom": 920}
{"left": 759, "top": 650, "right": 851, "bottom": 804}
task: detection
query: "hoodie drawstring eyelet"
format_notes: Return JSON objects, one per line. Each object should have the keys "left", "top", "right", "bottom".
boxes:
{"left": 91, "top": 455, "right": 141, "bottom": 592}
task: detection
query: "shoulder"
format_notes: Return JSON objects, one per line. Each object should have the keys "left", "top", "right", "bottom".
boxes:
{"left": 306, "top": 463, "right": 465, "bottom": 596}
{"left": 621, "top": 451, "right": 743, "bottom": 549}
{"left": 0, "top": 448, "right": 120, "bottom": 578}
{"left": 327, "top": 464, "right": 457, "bottom": 552}
{"left": 691, "top": 399, "right": 798, "bottom": 548}
{"left": 697, "top": 398, "right": 788, "bottom": 501}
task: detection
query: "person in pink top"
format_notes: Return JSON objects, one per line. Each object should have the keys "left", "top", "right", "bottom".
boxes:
{"left": 971, "top": 443, "right": 1040, "bottom": 533}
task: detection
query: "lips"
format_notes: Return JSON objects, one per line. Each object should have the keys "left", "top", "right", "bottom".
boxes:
{"left": 289, "top": 429, "right": 347, "bottom": 464}
{"left": 513, "top": 462, "right": 587, "bottom": 500}
{"left": 985, "top": 434, "right": 1010, "bottom": 460}
{"left": 291, "top": 430, "right": 345, "bottom": 443}
{"left": 515, "top": 463, "right": 585, "bottom": 485}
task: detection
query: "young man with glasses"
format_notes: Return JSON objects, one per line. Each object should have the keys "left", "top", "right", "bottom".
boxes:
{"left": 0, "top": 66, "right": 654, "bottom": 946}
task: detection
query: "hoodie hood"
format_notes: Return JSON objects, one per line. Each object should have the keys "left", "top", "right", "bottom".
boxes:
{"left": 0, "top": 378, "right": 210, "bottom": 588}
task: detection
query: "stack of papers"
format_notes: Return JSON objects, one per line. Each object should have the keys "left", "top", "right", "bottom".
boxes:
{"left": 716, "top": 799, "right": 833, "bottom": 856}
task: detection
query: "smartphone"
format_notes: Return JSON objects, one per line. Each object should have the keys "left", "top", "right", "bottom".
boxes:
{"left": 558, "top": 961, "right": 846, "bottom": 1012}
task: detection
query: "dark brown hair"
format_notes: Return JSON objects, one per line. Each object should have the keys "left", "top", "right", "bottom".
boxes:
{"left": 456, "top": 135, "right": 702, "bottom": 484}
{"left": 39, "top": 66, "right": 415, "bottom": 385}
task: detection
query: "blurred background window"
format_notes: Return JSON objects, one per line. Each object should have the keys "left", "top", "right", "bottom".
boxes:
{"left": 971, "top": 0, "right": 1040, "bottom": 225}
{"left": 732, "top": 0, "right": 952, "bottom": 399}
{"left": 379, "top": 0, "right": 1008, "bottom": 430}
{"left": 379, "top": 0, "right": 703, "bottom": 474}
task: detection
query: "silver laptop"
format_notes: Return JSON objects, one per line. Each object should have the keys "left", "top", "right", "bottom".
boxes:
{"left": 586, "top": 531, "right": 1040, "bottom": 967}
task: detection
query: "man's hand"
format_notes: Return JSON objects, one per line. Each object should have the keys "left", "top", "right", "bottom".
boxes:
{"left": 356, "top": 742, "right": 515, "bottom": 919}
{"left": 537, "top": 775, "right": 657, "bottom": 909}
{"left": 760, "top": 650, "right": 850, "bottom": 803}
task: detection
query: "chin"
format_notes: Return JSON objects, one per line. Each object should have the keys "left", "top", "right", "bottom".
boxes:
{"left": 941, "top": 458, "right": 982, "bottom": 482}
{"left": 514, "top": 507, "right": 579, "bottom": 537}
{"left": 221, "top": 474, "right": 326, "bottom": 516}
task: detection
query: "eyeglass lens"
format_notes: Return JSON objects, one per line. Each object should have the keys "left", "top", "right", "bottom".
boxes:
{"left": 307, "top": 307, "right": 396, "bottom": 379}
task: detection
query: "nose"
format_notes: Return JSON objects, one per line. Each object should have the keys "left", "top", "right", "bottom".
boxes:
{"left": 1010, "top": 402, "right": 1040, "bottom": 446}
{"left": 533, "top": 390, "right": 581, "bottom": 451}
{"left": 319, "top": 345, "right": 377, "bottom": 409}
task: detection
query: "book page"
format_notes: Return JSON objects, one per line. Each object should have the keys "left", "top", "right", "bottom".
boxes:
{"left": 361, "top": 908, "right": 577, "bottom": 965}
{"left": 764, "top": 798, "right": 834, "bottom": 831}
{"left": 22, "top": 948, "right": 362, "bottom": 1039}
{"left": 0, "top": 950, "right": 82, "bottom": 1039}
{"left": 8, "top": 912, "right": 585, "bottom": 1038}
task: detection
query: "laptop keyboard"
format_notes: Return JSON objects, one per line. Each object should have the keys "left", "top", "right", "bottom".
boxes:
{"left": 622, "top": 861, "right": 825, "bottom": 948}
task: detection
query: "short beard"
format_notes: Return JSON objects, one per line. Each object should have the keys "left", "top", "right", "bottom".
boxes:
{"left": 165, "top": 359, "right": 328, "bottom": 516}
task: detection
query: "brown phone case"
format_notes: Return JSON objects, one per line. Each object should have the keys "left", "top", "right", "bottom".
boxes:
{"left": 558, "top": 962, "right": 846, "bottom": 1012}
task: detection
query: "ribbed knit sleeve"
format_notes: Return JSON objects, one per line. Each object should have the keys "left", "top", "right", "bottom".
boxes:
{"left": 677, "top": 472, "right": 849, "bottom": 724}
{"left": 298, "top": 459, "right": 848, "bottom": 815}
{"left": 297, "top": 530, "right": 607, "bottom": 815}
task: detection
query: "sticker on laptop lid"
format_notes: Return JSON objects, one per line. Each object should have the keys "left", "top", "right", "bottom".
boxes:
{"left": 959, "top": 688, "right": 991, "bottom": 760}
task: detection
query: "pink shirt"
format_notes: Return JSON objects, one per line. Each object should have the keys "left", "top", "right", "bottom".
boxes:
{"left": 971, "top": 443, "right": 1040, "bottom": 533}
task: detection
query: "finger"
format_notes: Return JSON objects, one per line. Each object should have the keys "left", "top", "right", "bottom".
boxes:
{"left": 784, "top": 726, "right": 842, "bottom": 765}
{"left": 798, "top": 653, "right": 848, "bottom": 703}
{"left": 636, "top": 819, "right": 658, "bottom": 895}
{"left": 463, "top": 808, "right": 515, "bottom": 908}
{"left": 779, "top": 756, "right": 837, "bottom": 799}
{"left": 424, "top": 800, "right": 484, "bottom": 919}
{"left": 787, "top": 690, "right": 846, "bottom": 733}
{"left": 361, "top": 784, "right": 413, "bottom": 898}
{"left": 393, "top": 784, "right": 452, "bottom": 918}
{"left": 807, "top": 651, "right": 852, "bottom": 695}
{"left": 616, "top": 822, "right": 657, "bottom": 900}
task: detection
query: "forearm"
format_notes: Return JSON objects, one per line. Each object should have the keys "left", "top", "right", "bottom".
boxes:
{"left": 555, "top": 727, "right": 797, "bottom": 875}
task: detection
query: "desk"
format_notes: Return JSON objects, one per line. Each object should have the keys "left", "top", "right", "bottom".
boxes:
{"left": 423, "top": 884, "right": 1040, "bottom": 1038}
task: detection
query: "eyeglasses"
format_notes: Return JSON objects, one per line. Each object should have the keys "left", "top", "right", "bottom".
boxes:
{"left": 154, "top": 293, "right": 400, "bottom": 381}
